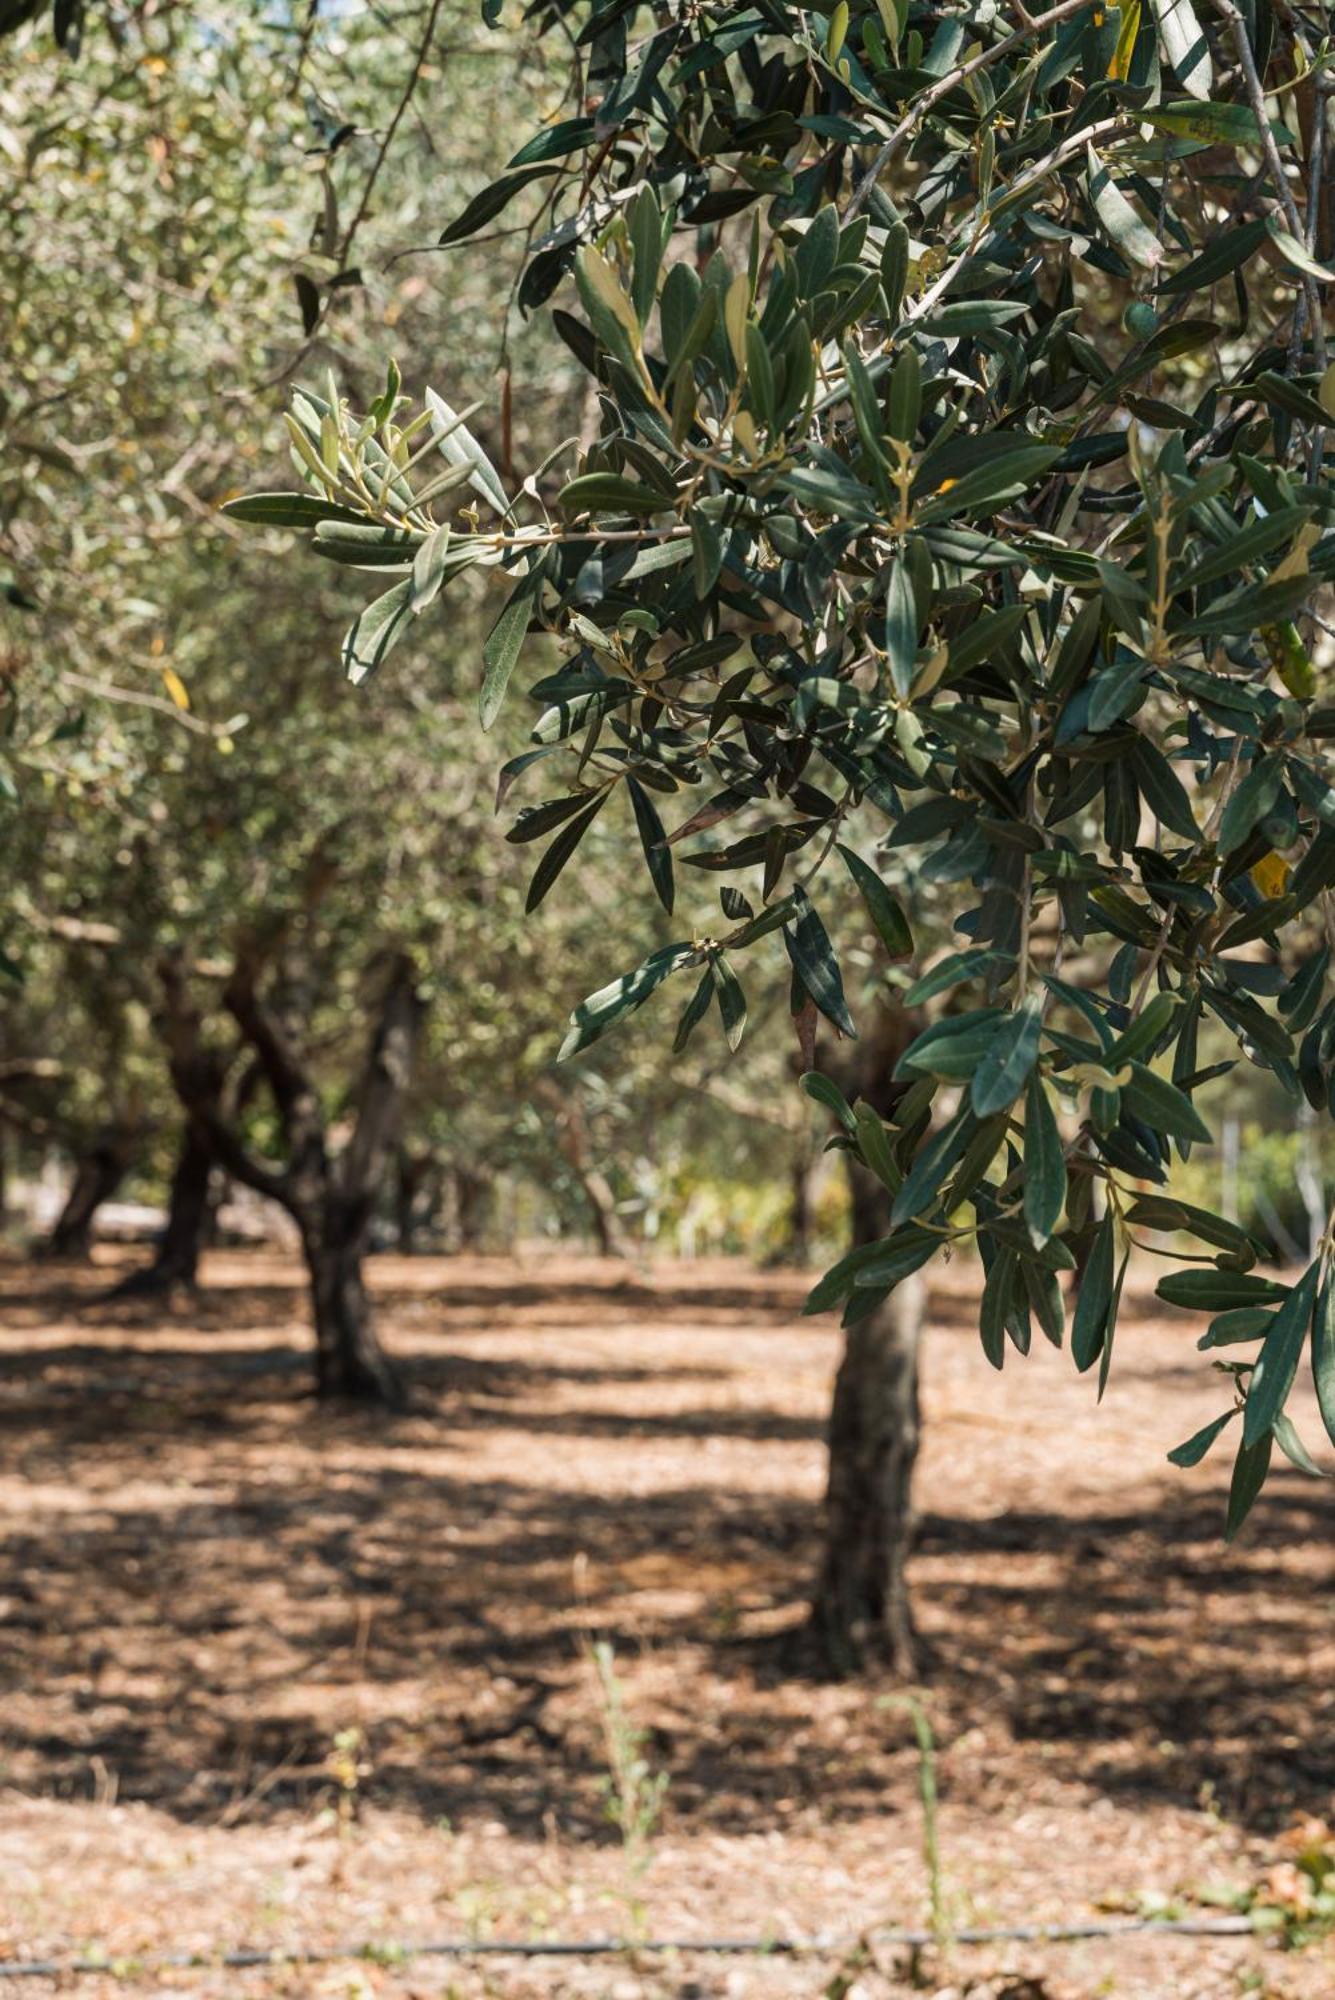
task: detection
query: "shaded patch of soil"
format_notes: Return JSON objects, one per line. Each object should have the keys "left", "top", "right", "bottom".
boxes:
{"left": 0, "top": 1248, "right": 1332, "bottom": 1998}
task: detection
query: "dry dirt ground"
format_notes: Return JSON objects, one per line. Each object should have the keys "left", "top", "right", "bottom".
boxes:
{"left": 1, "top": 1248, "right": 1333, "bottom": 2000}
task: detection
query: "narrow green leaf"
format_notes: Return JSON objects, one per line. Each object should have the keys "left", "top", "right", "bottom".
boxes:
{"left": 785, "top": 891, "right": 856, "bottom": 1037}
{"left": 971, "top": 997, "right": 1043, "bottom": 1117}
{"left": 903, "top": 947, "right": 1012, "bottom": 1007}
{"left": 1159, "top": 1268, "right": 1288, "bottom": 1311}
{"left": 507, "top": 794, "right": 598, "bottom": 844}
{"left": 526, "top": 792, "right": 607, "bottom": 913}
{"left": 1273, "top": 1412, "right": 1327, "bottom": 1479}
{"left": 626, "top": 775, "right": 674, "bottom": 913}
{"left": 854, "top": 1102, "right": 903, "bottom": 1192}
{"left": 1168, "top": 1408, "right": 1237, "bottom": 1468}
{"left": 341, "top": 578, "right": 416, "bottom": 687}
{"left": 1244, "top": 1260, "right": 1319, "bottom": 1446}
{"left": 1198, "top": 1307, "right": 1273, "bottom": 1349}
{"left": 800, "top": 1070, "right": 858, "bottom": 1132}
{"left": 1021, "top": 1256, "right": 1066, "bottom": 1348}
{"left": 558, "top": 473, "right": 671, "bottom": 516}
{"left": 1071, "top": 1214, "right": 1114, "bottom": 1372}
{"left": 886, "top": 344, "right": 920, "bottom": 443}
{"left": 1218, "top": 753, "right": 1283, "bottom": 855}
{"left": 1158, "top": 214, "right": 1270, "bottom": 295}
{"left": 1138, "top": 101, "right": 1259, "bottom": 148}
{"left": 481, "top": 574, "right": 537, "bottom": 729}
{"left": 1103, "top": 991, "right": 1180, "bottom": 1069}
{"left": 915, "top": 299, "right": 1031, "bottom": 335}
{"left": 425, "top": 387, "right": 510, "bottom": 516}
{"left": 1311, "top": 1278, "right": 1335, "bottom": 1449}
{"left": 1023, "top": 1072, "right": 1064, "bottom": 1246}
{"left": 711, "top": 951, "right": 747, "bottom": 1049}
{"left": 836, "top": 843, "right": 913, "bottom": 958}
{"left": 691, "top": 513, "right": 724, "bottom": 597}
{"left": 1224, "top": 1429, "right": 1273, "bottom": 1541}
{"left": 1087, "top": 144, "right": 1163, "bottom": 270}
{"left": 804, "top": 1238, "right": 895, "bottom": 1315}
{"left": 913, "top": 446, "right": 1063, "bottom": 522}
{"left": 1279, "top": 947, "right": 1329, "bottom": 1034}
{"left": 438, "top": 165, "right": 554, "bottom": 245}
{"left": 672, "top": 970, "right": 714, "bottom": 1053}
{"left": 885, "top": 559, "right": 917, "bottom": 700}
{"left": 899, "top": 1008, "right": 1009, "bottom": 1080}
{"left": 849, "top": 1223, "right": 940, "bottom": 1292}
{"left": 1266, "top": 215, "right": 1335, "bottom": 285}
{"left": 980, "top": 1251, "right": 1014, "bottom": 1368}
{"left": 892, "top": 1104, "right": 974, "bottom": 1225}
{"left": 1120, "top": 1061, "right": 1212, "bottom": 1143}
{"left": 222, "top": 492, "right": 371, "bottom": 528}
{"left": 1128, "top": 740, "right": 1198, "bottom": 840}
{"left": 1149, "top": 0, "right": 1212, "bottom": 98}
{"left": 559, "top": 942, "right": 696, "bottom": 1060}
{"left": 1096, "top": 1250, "right": 1130, "bottom": 1402}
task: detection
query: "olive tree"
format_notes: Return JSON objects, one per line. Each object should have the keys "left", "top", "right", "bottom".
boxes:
{"left": 241, "top": 0, "right": 1335, "bottom": 1659}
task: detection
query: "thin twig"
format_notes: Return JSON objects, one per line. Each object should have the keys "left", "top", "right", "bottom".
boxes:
{"left": 336, "top": 0, "right": 444, "bottom": 270}
{"left": 1211, "top": 0, "right": 1327, "bottom": 372}
{"left": 901, "top": 117, "right": 1123, "bottom": 328}
{"left": 842, "top": 0, "right": 1093, "bottom": 220}
{"left": 58, "top": 671, "right": 225, "bottom": 738}
{"left": 261, "top": 0, "right": 445, "bottom": 389}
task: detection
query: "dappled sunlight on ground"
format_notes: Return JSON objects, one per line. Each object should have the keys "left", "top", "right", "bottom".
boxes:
{"left": 0, "top": 1249, "right": 1332, "bottom": 1997}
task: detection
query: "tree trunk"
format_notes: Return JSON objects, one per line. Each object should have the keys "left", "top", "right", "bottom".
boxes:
{"left": 537, "top": 1078, "right": 630, "bottom": 1257}
{"left": 768, "top": 1135, "right": 818, "bottom": 1267}
{"left": 812, "top": 1269, "right": 925, "bottom": 1674}
{"left": 47, "top": 1130, "right": 132, "bottom": 1258}
{"left": 299, "top": 956, "right": 421, "bottom": 1405}
{"left": 158, "top": 947, "right": 421, "bottom": 1406}
{"left": 108, "top": 1121, "right": 214, "bottom": 1299}
{"left": 305, "top": 1197, "right": 401, "bottom": 1404}
{"left": 810, "top": 1000, "right": 925, "bottom": 1673}
{"left": 394, "top": 1146, "right": 433, "bottom": 1254}
{"left": 450, "top": 1165, "right": 492, "bottom": 1251}
{"left": 579, "top": 1162, "right": 629, "bottom": 1257}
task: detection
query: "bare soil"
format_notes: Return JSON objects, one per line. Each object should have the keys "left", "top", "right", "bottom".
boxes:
{"left": 1, "top": 1248, "right": 1333, "bottom": 2000}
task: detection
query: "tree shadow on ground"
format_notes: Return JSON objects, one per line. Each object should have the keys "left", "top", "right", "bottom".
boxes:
{"left": 1, "top": 1257, "right": 1331, "bottom": 1850}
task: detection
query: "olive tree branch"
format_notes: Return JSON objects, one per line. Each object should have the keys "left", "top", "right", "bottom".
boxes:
{"left": 843, "top": 0, "right": 1096, "bottom": 221}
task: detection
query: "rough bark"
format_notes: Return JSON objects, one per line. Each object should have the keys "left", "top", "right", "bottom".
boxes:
{"left": 810, "top": 1000, "right": 926, "bottom": 1674}
{"left": 159, "top": 949, "right": 424, "bottom": 1404}
{"left": 813, "top": 1265, "right": 925, "bottom": 1675}
{"left": 46, "top": 1128, "right": 134, "bottom": 1259}
{"left": 304, "top": 1203, "right": 400, "bottom": 1402}
{"left": 537, "top": 1078, "right": 629, "bottom": 1257}
{"left": 108, "top": 1120, "right": 215, "bottom": 1299}
{"left": 394, "top": 1146, "right": 435, "bottom": 1254}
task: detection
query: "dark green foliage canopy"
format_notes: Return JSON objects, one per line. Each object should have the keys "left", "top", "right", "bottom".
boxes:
{"left": 238, "top": 0, "right": 1335, "bottom": 1530}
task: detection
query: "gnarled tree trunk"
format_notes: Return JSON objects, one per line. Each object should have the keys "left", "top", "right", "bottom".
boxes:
{"left": 394, "top": 1145, "right": 437, "bottom": 1254}
{"left": 811, "top": 1000, "right": 926, "bottom": 1674}
{"left": 160, "top": 948, "right": 424, "bottom": 1405}
{"left": 308, "top": 956, "right": 423, "bottom": 1401}
{"left": 47, "top": 1126, "right": 135, "bottom": 1259}
{"left": 536, "top": 1077, "right": 630, "bottom": 1257}
{"left": 814, "top": 1263, "right": 925, "bottom": 1675}
{"left": 305, "top": 1198, "right": 399, "bottom": 1401}
{"left": 108, "top": 1119, "right": 215, "bottom": 1299}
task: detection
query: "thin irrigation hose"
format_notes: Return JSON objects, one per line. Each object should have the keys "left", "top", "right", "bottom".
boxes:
{"left": 0, "top": 1914, "right": 1263, "bottom": 1980}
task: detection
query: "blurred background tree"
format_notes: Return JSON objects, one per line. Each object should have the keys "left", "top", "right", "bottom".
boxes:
{"left": 0, "top": 0, "right": 822, "bottom": 1400}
